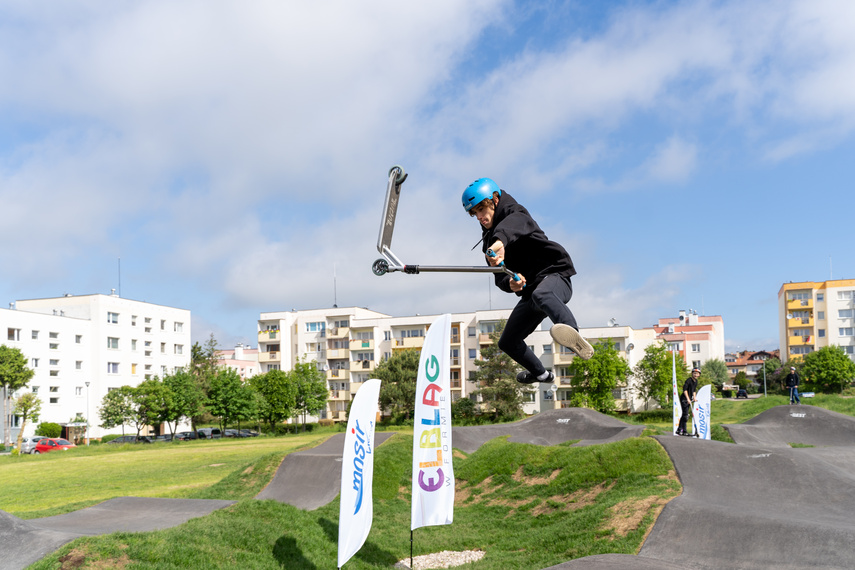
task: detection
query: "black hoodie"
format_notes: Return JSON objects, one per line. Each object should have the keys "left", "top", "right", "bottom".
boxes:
{"left": 480, "top": 191, "right": 576, "bottom": 297}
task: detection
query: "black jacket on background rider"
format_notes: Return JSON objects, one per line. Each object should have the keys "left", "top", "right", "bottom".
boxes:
{"left": 479, "top": 191, "right": 575, "bottom": 295}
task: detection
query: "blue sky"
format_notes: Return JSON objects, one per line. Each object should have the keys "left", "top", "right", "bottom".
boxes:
{"left": 1, "top": 0, "right": 853, "bottom": 353}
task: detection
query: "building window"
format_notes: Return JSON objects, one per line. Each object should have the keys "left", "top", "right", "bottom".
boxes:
{"left": 7, "top": 328, "right": 20, "bottom": 341}
{"left": 49, "top": 343, "right": 59, "bottom": 350}
{"left": 818, "top": 329, "right": 826, "bottom": 338}
{"left": 839, "top": 309, "right": 854, "bottom": 319}
{"left": 160, "top": 319, "right": 166, "bottom": 330}
{"left": 468, "top": 327, "right": 476, "bottom": 337}
{"left": 107, "top": 362, "right": 119, "bottom": 374}
{"left": 31, "top": 358, "right": 39, "bottom": 368}
{"left": 107, "top": 337, "right": 119, "bottom": 349}
{"left": 838, "top": 291, "right": 855, "bottom": 301}
{"left": 692, "top": 343, "right": 701, "bottom": 353}
{"left": 469, "top": 348, "right": 477, "bottom": 359}
{"left": 50, "top": 386, "right": 59, "bottom": 393}
{"left": 840, "top": 328, "right": 854, "bottom": 337}
{"left": 333, "top": 319, "right": 349, "bottom": 328}
{"left": 306, "top": 321, "right": 326, "bottom": 332}
{"left": 50, "top": 359, "right": 59, "bottom": 366}
{"left": 817, "top": 293, "right": 824, "bottom": 302}
{"left": 108, "top": 312, "right": 119, "bottom": 324}
{"left": 174, "top": 322, "right": 184, "bottom": 333}
{"left": 50, "top": 397, "right": 59, "bottom": 404}
{"left": 132, "top": 363, "right": 138, "bottom": 374}
{"left": 788, "top": 292, "right": 811, "bottom": 301}
{"left": 175, "top": 344, "right": 184, "bottom": 355}
{"left": 32, "top": 386, "right": 39, "bottom": 394}
{"left": 75, "top": 386, "right": 83, "bottom": 396}
{"left": 542, "top": 344, "right": 553, "bottom": 354}
{"left": 49, "top": 332, "right": 59, "bottom": 339}
{"left": 818, "top": 311, "right": 825, "bottom": 320}
{"left": 32, "top": 330, "right": 39, "bottom": 340}
{"left": 49, "top": 370, "right": 59, "bottom": 377}
{"left": 161, "top": 342, "right": 166, "bottom": 354}
{"left": 693, "top": 360, "right": 701, "bottom": 369}
{"left": 131, "top": 315, "right": 137, "bottom": 326}
{"left": 131, "top": 339, "right": 137, "bottom": 351}
{"left": 76, "top": 361, "right": 82, "bottom": 370}
{"left": 384, "top": 331, "right": 391, "bottom": 341}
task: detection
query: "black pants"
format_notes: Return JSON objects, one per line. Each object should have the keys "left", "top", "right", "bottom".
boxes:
{"left": 679, "top": 399, "right": 692, "bottom": 433}
{"left": 498, "top": 274, "right": 578, "bottom": 376}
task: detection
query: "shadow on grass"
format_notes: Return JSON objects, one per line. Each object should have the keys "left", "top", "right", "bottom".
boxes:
{"left": 273, "top": 535, "right": 317, "bottom": 569}
{"left": 317, "top": 516, "right": 400, "bottom": 568}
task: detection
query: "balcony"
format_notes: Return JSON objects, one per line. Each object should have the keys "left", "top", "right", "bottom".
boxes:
{"left": 787, "top": 298, "right": 814, "bottom": 311}
{"left": 258, "top": 330, "right": 278, "bottom": 342}
{"left": 478, "top": 334, "right": 493, "bottom": 345}
{"left": 258, "top": 351, "right": 280, "bottom": 363}
{"left": 553, "top": 349, "right": 575, "bottom": 365}
{"left": 788, "top": 335, "right": 814, "bottom": 346}
{"left": 327, "top": 348, "right": 350, "bottom": 359}
{"left": 328, "top": 390, "right": 351, "bottom": 402}
{"left": 788, "top": 317, "right": 814, "bottom": 328}
{"left": 350, "top": 338, "right": 374, "bottom": 350}
{"left": 328, "top": 327, "right": 350, "bottom": 339}
{"left": 353, "top": 360, "right": 375, "bottom": 372}
{"left": 327, "top": 369, "right": 350, "bottom": 380}
{"left": 394, "top": 337, "right": 425, "bottom": 349}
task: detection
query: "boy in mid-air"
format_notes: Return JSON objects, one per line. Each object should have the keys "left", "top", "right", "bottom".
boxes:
{"left": 462, "top": 177, "right": 593, "bottom": 384}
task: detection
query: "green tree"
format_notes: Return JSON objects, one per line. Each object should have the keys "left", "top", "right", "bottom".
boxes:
{"left": 801, "top": 346, "right": 855, "bottom": 393}
{"left": 568, "top": 339, "right": 630, "bottom": 413}
{"left": 471, "top": 321, "right": 528, "bottom": 422}
{"left": 191, "top": 333, "right": 220, "bottom": 426}
{"left": 632, "top": 342, "right": 676, "bottom": 410}
{"left": 733, "top": 371, "right": 749, "bottom": 390}
{"left": 250, "top": 369, "right": 297, "bottom": 431}
{"left": 292, "top": 359, "right": 328, "bottom": 430}
{"left": 0, "top": 345, "right": 35, "bottom": 448}
{"left": 13, "top": 392, "right": 41, "bottom": 451}
{"left": 700, "top": 358, "right": 729, "bottom": 392}
{"left": 99, "top": 386, "right": 134, "bottom": 435}
{"left": 130, "top": 378, "right": 174, "bottom": 436}
{"left": 375, "top": 349, "right": 421, "bottom": 421}
{"left": 208, "top": 368, "right": 256, "bottom": 431}
{"left": 162, "top": 369, "right": 206, "bottom": 435}
{"left": 753, "top": 356, "right": 781, "bottom": 394}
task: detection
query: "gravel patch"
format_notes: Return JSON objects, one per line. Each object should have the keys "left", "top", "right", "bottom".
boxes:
{"left": 395, "top": 549, "right": 485, "bottom": 569}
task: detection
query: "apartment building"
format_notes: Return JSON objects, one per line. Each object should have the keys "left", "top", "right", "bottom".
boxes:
{"left": 215, "top": 343, "right": 260, "bottom": 380}
{"left": 778, "top": 279, "right": 855, "bottom": 362}
{"left": 1, "top": 293, "right": 191, "bottom": 442}
{"left": 652, "top": 310, "right": 726, "bottom": 370}
{"left": 256, "top": 306, "right": 698, "bottom": 420}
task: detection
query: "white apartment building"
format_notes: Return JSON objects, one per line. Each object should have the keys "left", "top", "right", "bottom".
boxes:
{"left": 1, "top": 293, "right": 191, "bottom": 442}
{"left": 653, "top": 310, "right": 726, "bottom": 370}
{"left": 257, "top": 306, "right": 672, "bottom": 421}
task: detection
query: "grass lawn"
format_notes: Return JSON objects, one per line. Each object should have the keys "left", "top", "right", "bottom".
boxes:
{"left": 0, "top": 433, "right": 331, "bottom": 518}
{"left": 22, "top": 434, "right": 679, "bottom": 569}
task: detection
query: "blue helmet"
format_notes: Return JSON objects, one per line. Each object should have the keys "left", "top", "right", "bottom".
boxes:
{"left": 462, "top": 178, "right": 501, "bottom": 213}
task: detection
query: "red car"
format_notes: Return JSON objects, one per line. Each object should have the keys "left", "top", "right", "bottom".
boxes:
{"left": 33, "top": 438, "right": 77, "bottom": 454}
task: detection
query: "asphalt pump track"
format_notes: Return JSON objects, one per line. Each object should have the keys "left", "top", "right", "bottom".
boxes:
{"left": 5, "top": 406, "right": 855, "bottom": 568}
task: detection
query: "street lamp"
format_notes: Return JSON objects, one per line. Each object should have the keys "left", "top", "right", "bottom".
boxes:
{"left": 85, "top": 381, "right": 90, "bottom": 446}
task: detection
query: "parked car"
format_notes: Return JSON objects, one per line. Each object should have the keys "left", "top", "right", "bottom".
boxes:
{"left": 196, "top": 428, "right": 222, "bottom": 439}
{"left": 19, "top": 436, "right": 47, "bottom": 454}
{"left": 239, "top": 429, "right": 259, "bottom": 437}
{"left": 174, "top": 431, "right": 198, "bottom": 441}
{"left": 108, "top": 435, "right": 153, "bottom": 444}
{"left": 736, "top": 389, "right": 748, "bottom": 399}
{"left": 154, "top": 434, "right": 173, "bottom": 442}
{"left": 34, "top": 438, "right": 76, "bottom": 454}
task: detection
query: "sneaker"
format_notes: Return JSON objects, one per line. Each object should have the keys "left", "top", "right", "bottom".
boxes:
{"left": 517, "top": 370, "right": 554, "bottom": 385}
{"left": 550, "top": 324, "right": 594, "bottom": 360}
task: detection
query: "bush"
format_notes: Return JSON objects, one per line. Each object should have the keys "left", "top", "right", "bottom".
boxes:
{"left": 632, "top": 409, "right": 673, "bottom": 423}
{"left": 36, "top": 422, "right": 62, "bottom": 438}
